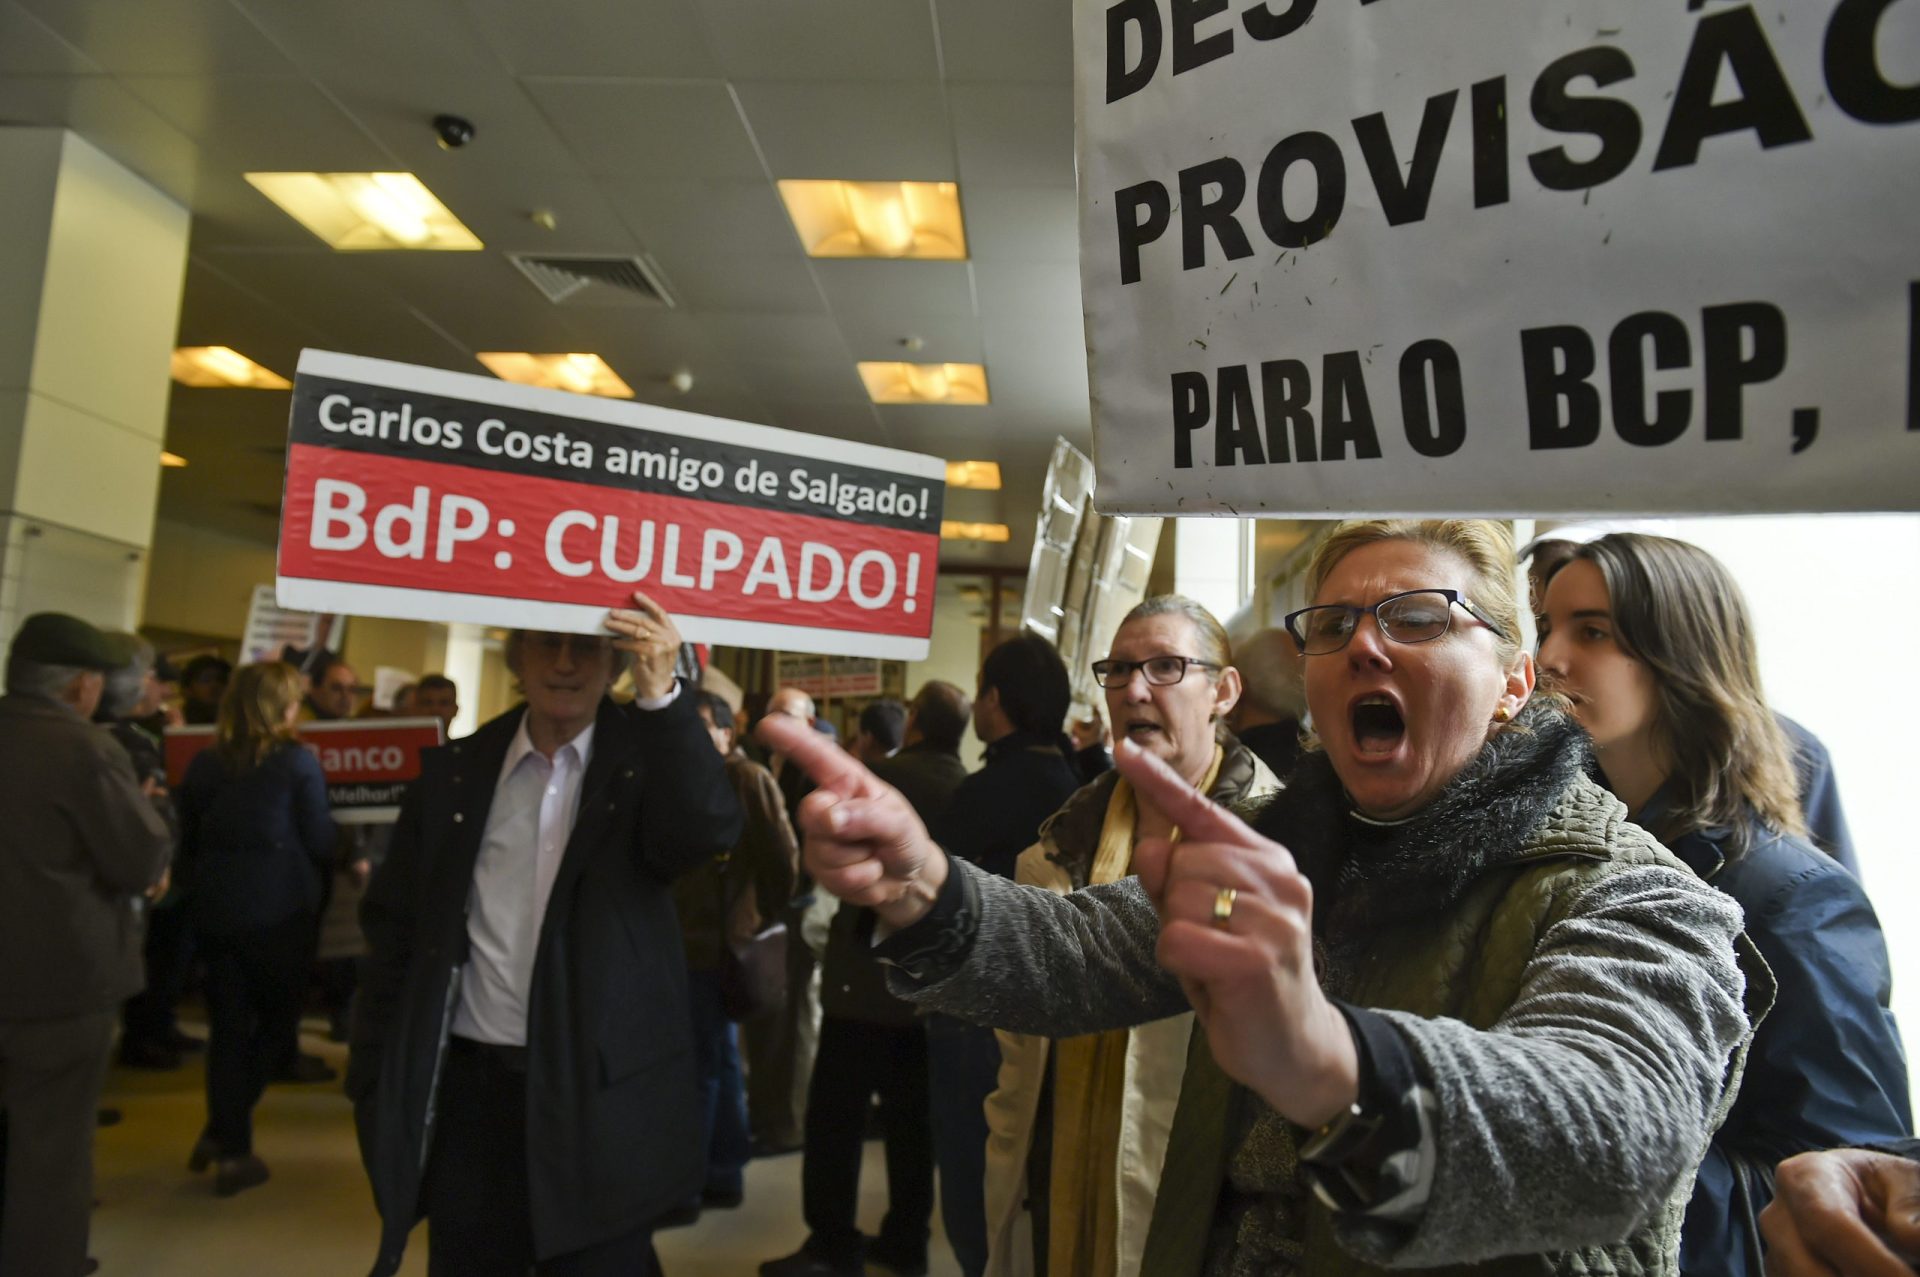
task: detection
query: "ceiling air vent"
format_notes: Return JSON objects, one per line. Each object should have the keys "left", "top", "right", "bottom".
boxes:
{"left": 507, "top": 253, "right": 675, "bottom": 308}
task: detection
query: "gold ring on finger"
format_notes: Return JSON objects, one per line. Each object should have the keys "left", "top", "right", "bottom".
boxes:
{"left": 1211, "top": 886, "right": 1237, "bottom": 929}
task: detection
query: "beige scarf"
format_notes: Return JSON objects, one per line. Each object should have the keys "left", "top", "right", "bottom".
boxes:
{"left": 1048, "top": 745, "right": 1225, "bottom": 1277}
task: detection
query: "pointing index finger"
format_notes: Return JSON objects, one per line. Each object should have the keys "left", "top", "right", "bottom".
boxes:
{"left": 1113, "top": 737, "right": 1251, "bottom": 846}
{"left": 755, "top": 712, "right": 877, "bottom": 799}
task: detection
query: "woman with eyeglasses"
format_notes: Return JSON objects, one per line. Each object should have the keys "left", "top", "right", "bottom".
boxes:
{"left": 762, "top": 517, "right": 1755, "bottom": 1276}
{"left": 976, "top": 595, "right": 1282, "bottom": 1277}
{"left": 1537, "top": 531, "right": 1908, "bottom": 1276}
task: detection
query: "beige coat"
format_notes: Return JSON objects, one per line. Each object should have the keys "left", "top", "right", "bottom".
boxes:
{"left": 980, "top": 748, "right": 1281, "bottom": 1277}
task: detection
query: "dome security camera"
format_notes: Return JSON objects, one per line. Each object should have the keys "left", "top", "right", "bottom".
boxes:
{"left": 433, "top": 114, "right": 476, "bottom": 150}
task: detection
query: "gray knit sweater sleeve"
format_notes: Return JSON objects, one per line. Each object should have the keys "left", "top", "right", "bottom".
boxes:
{"left": 882, "top": 856, "right": 1190, "bottom": 1034}
{"left": 1337, "top": 862, "right": 1750, "bottom": 1266}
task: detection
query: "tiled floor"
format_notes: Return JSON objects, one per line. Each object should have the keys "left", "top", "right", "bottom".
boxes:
{"left": 89, "top": 1020, "right": 961, "bottom": 1276}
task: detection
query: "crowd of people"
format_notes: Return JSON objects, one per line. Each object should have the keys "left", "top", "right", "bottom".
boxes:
{"left": 0, "top": 518, "right": 1914, "bottom": 1277}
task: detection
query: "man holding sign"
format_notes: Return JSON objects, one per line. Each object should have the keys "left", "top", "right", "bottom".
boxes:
{"left": 349, "top": 591, "right": 741, "bottom": 1277}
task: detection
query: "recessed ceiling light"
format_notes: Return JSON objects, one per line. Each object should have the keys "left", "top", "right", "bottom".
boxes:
{"left": 858, "top": 362, "right": 989, "bottom": 406}
{"left": 160, "top": 451, "right": 188, "bottom": 468}
{"left": 170, "top": 346, "right": 292, "bottom": 389}
{"left": 941, "top": 521, "right": 1011, "bottom": 543}
{"left": 778, "top": 180, "right": 966, "bottom": 260}
{"left": 244, "top": 172, "right": 482, "bottom": 251}
{"left": 476, "top": 352, "right": 634, "bottom": 399}
{"left": 945, "top": 460, "right": 1002, "bottom": 490}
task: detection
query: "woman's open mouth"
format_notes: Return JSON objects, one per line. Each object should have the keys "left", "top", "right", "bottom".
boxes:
{"left": 1349, "top": 693, "right": 1406, "bottom": 758}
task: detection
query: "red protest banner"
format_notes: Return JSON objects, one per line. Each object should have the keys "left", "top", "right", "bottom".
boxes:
{"left": 275, "top": 351, "right": 946, "bottom": 660}
{"left": 164, "top": 717, "right": 446, "bottom": 823}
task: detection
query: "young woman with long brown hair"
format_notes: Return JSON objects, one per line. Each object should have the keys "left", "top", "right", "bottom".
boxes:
{"left": 1538, "top": 532, "right": 1908, "bottom": 1276}
{"left": 176, "top": 661, "right": 336, "bottom": 1196}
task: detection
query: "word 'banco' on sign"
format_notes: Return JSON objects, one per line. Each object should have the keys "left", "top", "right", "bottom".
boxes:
{"left": 304, "top": 741, "right": 405, "bottom": 774}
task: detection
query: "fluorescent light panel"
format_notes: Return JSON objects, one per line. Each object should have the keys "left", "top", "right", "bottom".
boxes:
{"left": 778, "top": 180, "right": 966, "bottom": 260}
{"left": 858, "top": 362, "right": 989, "bottom": 406}
{"left": 945, "top": 460, "right": 1002, "bottom": 490}
{"left": 477, "top": 353, "right": 634, "bottom": 399}
{"left": 245, "top": 172, "right": 481, "bottom": 251}
{"left": 941, "top": 521, "right": 1011, "bottom": 543}
{"left": 170, "top": 346, "right": 291, "bottom": 389}
{"left": 160, "top": 451, "right": 188, "bottom": 468}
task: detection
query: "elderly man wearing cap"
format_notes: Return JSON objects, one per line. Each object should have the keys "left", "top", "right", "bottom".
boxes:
{"left": 0, "top": 613, "right": 172, "bottom": 1277}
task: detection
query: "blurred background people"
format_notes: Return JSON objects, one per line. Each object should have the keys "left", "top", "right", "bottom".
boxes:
{"left": 301, "top": 652, "right": 361, "bottom": 723}
{"left": 1224, "top": 626, "right": 1307, "bottom": 781}
{"left": 178, "top": 654, "right": 232, "bottom": 726}
{"left": 982, "top": 599, "right": 1277, "bottom": 1277}
{"left": 0, "top": 613, "right": 171, "bottom": 1276}
{"left": 177, "top": 661, "right": 337, "bottom": 1196}
{"left": 387, "top": 682, "right": 416, "bottom": 717}
{"left": 1067, "top": 708, "right": 1112, "bottom": 784}
{"left": 1538, "top": 533, "right": 1907, "bottom": 1274}
{"left": 413, "top": 674, "right": 459, "bottom": 735}
{"left": 851, "top": 699, "right": 907, "bottom": 768}
{"left": 668, "top": 690, "right": 800, "bottom": 1227}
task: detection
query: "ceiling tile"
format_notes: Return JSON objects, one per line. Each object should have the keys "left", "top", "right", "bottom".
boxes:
{"left": 464, "top": 0, "right": 718, "bottom": 78}
{"left": 734, "top": 81, "right": 952, "bottom": 181}
{"left": 604, "top": 177, "right": 798, "bottom": 262}
{"left": 834, "top": 312, "right": 981, "bottom": 364}
{"left": 950, "top": 83, "right": 1074, "bottom": 187}
{"left": 963, "top": 185, "right": 1077, "bottom": 262}
{"left": 698, "top": 312, "right": 850, "bottom": 365}
{"left": 120, "top": 74, "right": 389, "bottom": 170}
{"left": 521, "top": 79, "right": 763, "bottom": 179}
{"left": 699, "top": 0, "right": 938, "bottom": 82}
{"left": 240, "top": 0, "right": 500, "bottom": 78}
{"left": 812, "top": 259, "right": 974, "bottom": 319}
{"left": 0, "top": 74, "right": 198, "bottom": 201}
{"left": 0, "top": 2, "right": 94, "bottom": 74}
{"left": 668, "top": 253, "right": 825, "bottom": 314}
{"left": 175, "top": 257, "right": 331, "bottom": 362}
{"left": 739, "top": 359, "right": 869, "bottom": 405}
{"left": 19, "top": 0, "right": 297, "bottom": 75}
{"left": 934, "top": 0, "right": 1071, "bottom": 85}
{"left": 184, "top": 172, "right": 339, "bottom": 250}
{"left": 761, "top": 401, "right": 884, "bottom": 445}
{"left": 973, "top": 260, "right": 1082, "bottom": 327}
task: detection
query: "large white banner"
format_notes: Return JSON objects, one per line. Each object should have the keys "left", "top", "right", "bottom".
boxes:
{"left": 1076, "top": 0, "right": 1920, "bottom": 515}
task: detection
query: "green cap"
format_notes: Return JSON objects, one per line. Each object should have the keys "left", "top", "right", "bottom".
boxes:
{"left": 9, "top": 613, "right": 122, "bottom": 670}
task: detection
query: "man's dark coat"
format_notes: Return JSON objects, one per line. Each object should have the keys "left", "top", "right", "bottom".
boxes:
{"left": 350, "top": 693, "right": 742, "bottom": 1276}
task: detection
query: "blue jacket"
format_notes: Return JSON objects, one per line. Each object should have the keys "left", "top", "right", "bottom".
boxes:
{"left": 178, "top": 741, "right": 337, "bottom": 934}
{"left": 1640, "top": 793, "right": 1910, "bottom": 1275}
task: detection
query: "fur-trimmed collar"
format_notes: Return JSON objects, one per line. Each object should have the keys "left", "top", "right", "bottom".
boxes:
{"left": 1251, "top": 701, "right": 1592, "bottom": 932}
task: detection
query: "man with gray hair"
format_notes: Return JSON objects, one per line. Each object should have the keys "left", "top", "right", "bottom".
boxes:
{"left": 0, "top": 613, "right": 171, "bottom": 1277}
{"left": 1227, "top": 626, "right": 1308, "bottom": 780}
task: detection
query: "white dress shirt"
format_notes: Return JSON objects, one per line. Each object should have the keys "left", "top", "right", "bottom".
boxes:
{"left": 451, "top": 717, "right": 594, "bottom": 1046}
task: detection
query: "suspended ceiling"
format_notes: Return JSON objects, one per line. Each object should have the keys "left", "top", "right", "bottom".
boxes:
{"left": 0, "top": 0, "right": 1088, "bottom": 566}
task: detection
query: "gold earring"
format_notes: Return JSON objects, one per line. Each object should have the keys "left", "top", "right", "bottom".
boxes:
{"left": 1494, "top": 705, "right": 1512, "bottom": 723}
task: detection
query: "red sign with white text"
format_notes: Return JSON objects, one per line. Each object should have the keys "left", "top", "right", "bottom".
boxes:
{"left": 164, "top": 718, "right": 445, "bottom": 824}
{"left": 276, "top": 352, "right": 946, "bottom": 660}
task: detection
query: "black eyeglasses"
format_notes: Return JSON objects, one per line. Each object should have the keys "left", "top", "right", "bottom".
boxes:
{"left": 1089, "top": 655, "right": 1220, "bottom": 689}
{"left": 1284, "top": 589, "right": 1506, "bottom": 656}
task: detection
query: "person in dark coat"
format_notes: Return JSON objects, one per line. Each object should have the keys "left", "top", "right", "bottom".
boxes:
{"left": 0, "top": 613, "right": 171, "bottom": 1277}
{"left": 926, "top": 638, "right": 1080, "bottom": 1277}
{"left": 1224, "top": 627, "right": 1306, "bottom": 782}
{"left": 762, "top": 682, "right": 972, "bottom": 1277}
{"left": 1774, "top": 713, "right": 1859, "bottom": 877}
{"left": 1539, "top": 533, "right": 1908, "bottom": 1277}
{"left": 350, "top": 592, "right": 741, "bottom": 1277}
{"left": 176, "top": 660, "right": 338, "bottom": 1196}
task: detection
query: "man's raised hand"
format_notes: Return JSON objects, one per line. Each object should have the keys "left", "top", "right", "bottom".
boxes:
{"left": 755, "top": 714, "right": 949, "bottom": 929}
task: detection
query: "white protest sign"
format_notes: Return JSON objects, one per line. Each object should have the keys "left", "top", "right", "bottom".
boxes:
{"left": 275, "top": 352, "right": 945, "bottom": 661}
{"left": 1077, "top": 0, "right": 1920, "bottom": 515}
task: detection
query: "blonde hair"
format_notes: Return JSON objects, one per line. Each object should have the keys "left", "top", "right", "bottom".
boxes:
{"left": 1306, "top": 519, "right": 1526, "bottom": 668}
{"left": 1118, "top": 594, "right": 1232, "bottom": 669}
{"left": 1558, "top": 533, "right": 1806, "bottom": 855}
{"left": 216, "top": 662, "right": 304, "bottom": 772}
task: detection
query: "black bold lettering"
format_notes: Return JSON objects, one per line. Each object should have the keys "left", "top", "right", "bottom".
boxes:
{"left": 1528, "top": 47, "right": 1642, "bottom": 191}
{"left": 1179, "top": 158, "right": 1256, "bottom": 269}
{"left": 1521, "top": 326, "right": 1603, "bottom": 449}
{"left": 1107, "top": 0, "right": 1163, "bottom": 104}
{"left": 1172, "top": 371, "right": 1211, "bottom": 468}
{"left": 1701, "top": 302, "right": 1787, "bottom": 440}
{"left": 1909, "top": 282, "right": 1919, "bottom": 432}
{"left": 1320, "top": 353, "right": 1383, "bottom": 460}
{"left": 1256, "top": 132, "right": 1347, "bottom": 248}
{"left": 1399, "top": 340, "right": 1467, "bottom": 457}
{"left": 1172, "top": 0, "right": 1234, "bottom": 75}
{"left": 1608, "top": 311, "right": 1693, "bottom": 446}
{"left": 1242, "top": 0, "right": 1316, "bottom": 42}
{"left": 1259, "top": 359, "right": 1315, "bottom": 462}
{"left": 1353, "top": 91, "right": 1459, "bottom": 226}
{"left": 1654, "top": 7, "right": 1812, "bottom": 171}
{"left": 1825, "top": 0, "right": 1920, "bottom": 124}
{"left": 1215, "top": 365, "right": 1265, "bottom": 465}
{"left": 1471, "top": 77, "right": 1511, "bottom": 208}
{"left": 1115, "top": 181, "right": 1173, "bottom": 285}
